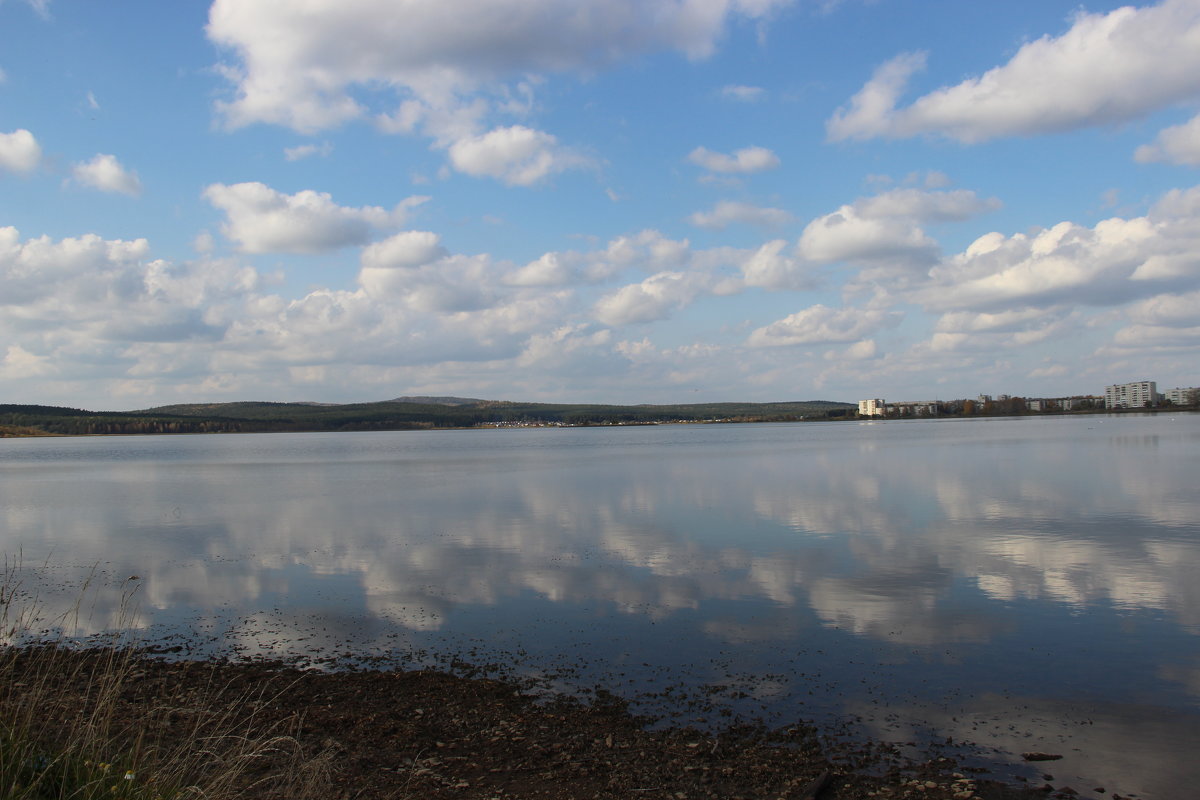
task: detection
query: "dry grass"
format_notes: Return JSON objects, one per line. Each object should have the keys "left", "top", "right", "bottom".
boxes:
{"left": 0, "top": 563, "right": 334, "bottom": 800}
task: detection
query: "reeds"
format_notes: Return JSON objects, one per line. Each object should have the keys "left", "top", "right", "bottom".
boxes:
{"left": 0, "top": 563, "right": 333, "bottom": 800}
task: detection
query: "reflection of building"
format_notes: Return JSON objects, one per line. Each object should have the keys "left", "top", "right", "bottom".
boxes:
{"left": 1105, "top": 381, "right": 1158, "bottom": 409}
{"left": 858, "top": 398, "right": 886, "bottom": 417}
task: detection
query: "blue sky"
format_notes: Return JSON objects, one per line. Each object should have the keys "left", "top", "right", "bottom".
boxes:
{"left": 2, "top": 0, "right": 1199, "bottom": 409}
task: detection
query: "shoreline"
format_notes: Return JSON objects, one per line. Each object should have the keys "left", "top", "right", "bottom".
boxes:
{"left": 2, "top": 645, "right": 1081, "bottom": 800}
{"left": 1, "top": 408, "right": 1189, "bottom": 439}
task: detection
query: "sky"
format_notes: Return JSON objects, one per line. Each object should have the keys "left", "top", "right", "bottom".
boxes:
{"left": 2, "top": 0, "right": 1199, "bottom": 410}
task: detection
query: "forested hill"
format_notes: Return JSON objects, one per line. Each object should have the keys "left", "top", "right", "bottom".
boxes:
{"left": 0, "top": 398, "right": 854, "bottom": 436}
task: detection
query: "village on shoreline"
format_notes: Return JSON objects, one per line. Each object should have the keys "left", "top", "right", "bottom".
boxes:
{"left": 857, "top": 379, "right": 1198, "bottom": 419}
{"left": 1, "top": 378, "right": 1198, "bottom": 438}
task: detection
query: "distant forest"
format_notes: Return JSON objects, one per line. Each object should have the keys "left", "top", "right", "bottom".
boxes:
{"left": 0, "top": 398, "right": 856, "bottom": 437}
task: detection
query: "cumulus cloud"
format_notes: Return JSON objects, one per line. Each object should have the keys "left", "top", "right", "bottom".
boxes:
{"left": 506, "top": 252, "right": 577, "bottom": 287}
{"left": 1136, "top": 113, "right": 1200, "bottom": 166}
{"left": 1111, "top": 323, "right": 1200, "bottom": 349}
{"left": 738, "top": 239, "right": 816, "bottom": 290}
{"left": 828, "top": 0, "right": 1200, "bottom": 142}
{"left": 0, "top": 226, "right": 271, "bottom": 381}
{"left": 934, "top": 308, "right": 1060, "bottom": 334}
{"left": 840, "top": 339, "right": 877, "bottom": 360}
{"left": 921, "top": 186, "right": 1200, "bottom": 313}
{"left": 798, "top": 204, "right": 937, "bottom": 265}
{"left": 0, "top": 129, "right": 42, "bottom": 174}
{"left": 688, "top": 200, "right": 793, "bottom": 229}
{"left": 747, "top": 304, "right": 899, "bottom": 347}
{"left": 687, "top": 145, "right": 780, "bottom": 174}
{"left": 593, "top": 271, "right": 711, "bottom": 326}
{"left": 71, "top": 154, "right": 142, "bottom": 196}
{"left": 447, "top": 125, "right": 590, "bottom": 185}
{"left": 796, "top": 187, "right": 998, "bottom": 271}
{"left": 360, "top": 231, "right": 447, "bottom": 270}
{"left": 1127, "top": 290, "right": 1200, "bottom": 327}
{"left": 359, "top": 251, "right": 497, "bottom": 312}
{"left": 0, "top": 226, "right": 151, "bottom": 307}
{"left": 207, "top": 0, "right": 794, "bottom": 133}
{"left": 203, "top": 182, "right": 428, "bottom": 254}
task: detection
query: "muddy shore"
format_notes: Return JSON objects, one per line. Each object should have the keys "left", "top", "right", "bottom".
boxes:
{"left": 2, "top": 647, "right": 1107, "bottom": 800}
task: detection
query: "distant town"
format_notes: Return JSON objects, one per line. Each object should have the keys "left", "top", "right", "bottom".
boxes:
{"left": 858, "top": 380, "right": 1199, "bottom": 418}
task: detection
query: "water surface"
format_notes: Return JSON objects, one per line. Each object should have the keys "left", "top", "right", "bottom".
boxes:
{"left": 3, "top": 415, "right": 1199, "bottom": 797}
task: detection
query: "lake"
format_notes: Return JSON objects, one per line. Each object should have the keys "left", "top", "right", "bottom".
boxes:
{"left": 3, "top": 414, "right": 1199, "bottom": 797}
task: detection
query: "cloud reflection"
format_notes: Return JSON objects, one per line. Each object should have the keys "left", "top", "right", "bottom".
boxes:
{"left": 1, "top": 420, "right": 1198, "bottom": 650}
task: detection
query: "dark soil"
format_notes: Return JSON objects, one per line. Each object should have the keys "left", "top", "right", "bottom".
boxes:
{"left": 5, "top": 648, "right": 1082, "bottom": 800}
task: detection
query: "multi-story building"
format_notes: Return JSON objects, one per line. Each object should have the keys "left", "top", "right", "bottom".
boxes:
{"left": 1164, "top": 387, "right": 1199, "bottom": 406}
{"left": 1104, "top": 381, "right": 1158, "bottom": 409}
{"left": 891, "top": 400, "right": 938, "bottom": 416}
{"left": 1060, "top": 396, "right": 1102, "bottom": 411}
{"left": 858, "top": 398, "right": 887, "bottom": 417}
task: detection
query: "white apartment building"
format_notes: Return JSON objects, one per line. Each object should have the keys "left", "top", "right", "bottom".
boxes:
{"left": 1104, "top": 381, "right": 1158, "bottom": 409}
{"left": 890, "top": 400, "right": 938, "bottom": 416}
{"left": 1061, "top": 396, "right": 1102, "bottom": 410}
{"left": 1164, "top": 387, "right": 1198, "bottom": 406}
{"left": 858, "top": 398, "right": 886, "bottom": 417}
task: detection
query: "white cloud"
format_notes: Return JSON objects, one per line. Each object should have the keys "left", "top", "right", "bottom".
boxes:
{"left": 0, "top": 129, "right": 41, "bottom": 174}
{"left": 447, "top": 125, "right": 589, "bottom": 185}
{"left": 0, "top": 344, "right": 53, "bottom": 379}
{"left": 593, "top": 271, "right": 710, "bottom": 326}
{"left": 1136, "top": 113, "right": 1200, "bottom": 166}
{"left": 0, "top": 227, "right": 270, "bottom": 377}
{"left": 506, "top": 252, "right": 576, "bottom": 287}
{"left": 687, "top": 145, "right": 780, "bottom": 174}
{"left": 207, "top": 0, "right": 794, "bottom": 133}
{"left": 360, "top": 231, "right": 447, "bottom": 270}
{"left": 720, "top": 84, "right": 766, "bottom": 102}
{"left": 284, "top": 141, "right": 334, "bottom": 161}
{"left": 934, "top": 308, "right": 1060, "bottom": 334}
{"left": 0, "top": 226, "right": 150, "bottom": 307}
{"left": 192, "top": 230, "right": 215, "bottom": 255}
{"left": 738, "top": 239, "right": 815, "bottom": 290}
{"left": 828, "top": 0, "right": 1200, "bottom": 143}
{"left": 1127, "top": 290, "right": 1200, "bottom": 327}
{"left": 1111, "top": 323, "right": 1200, "bottom": 349}
{"left": 855, "top": 188, "right": 1000, "bottom": 222}
{"left": 747, "top": 304, "right": 899, "bottom": 347}
{"left": 795, "top": 188, "right": 998, "bottom": 271}
{"left": 798, "top": 204, "right": 937, "bottom": 265}
{"left": 203, "top": 182, "right": 428, "bottom": 254}
{"left": 826, "top": 51, "right": 926, "bottom": 143}
{"left": 922, "top": 185, "right": 1200, "bottom": 314}
{"left": 688, "top": 200, "right": 793, "bottom": 229}
{"left": 841, "top": 339, "right": 877, "bottom": 360}
{"left": 71, "top": 154, "right": 142, "bottom": 196}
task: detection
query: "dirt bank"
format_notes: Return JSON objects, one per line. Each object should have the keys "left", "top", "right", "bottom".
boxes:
{"left": 4, "top": 648, "right": 1094, "bottom": 800}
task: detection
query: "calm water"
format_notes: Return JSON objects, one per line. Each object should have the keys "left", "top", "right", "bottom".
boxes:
{"left": 3, "top": 415, "right": 1200, "bottom": 797}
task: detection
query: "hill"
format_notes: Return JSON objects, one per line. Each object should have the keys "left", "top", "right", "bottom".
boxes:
{"left": 0, "top": 398, "right": 855, "bottom": 436}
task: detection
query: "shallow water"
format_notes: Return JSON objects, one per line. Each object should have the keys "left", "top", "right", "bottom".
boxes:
{"left": 3, "top": 414, "right": 1199, "bottom": 797}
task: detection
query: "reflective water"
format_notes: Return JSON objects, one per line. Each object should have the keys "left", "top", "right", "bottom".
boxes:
{"left": 3, "top": 415, "right": 1199, "bottom": 797}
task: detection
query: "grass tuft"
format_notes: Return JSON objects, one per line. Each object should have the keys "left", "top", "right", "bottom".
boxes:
{"left": 1, "top": 562, "right": 333, "bottom": 800}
